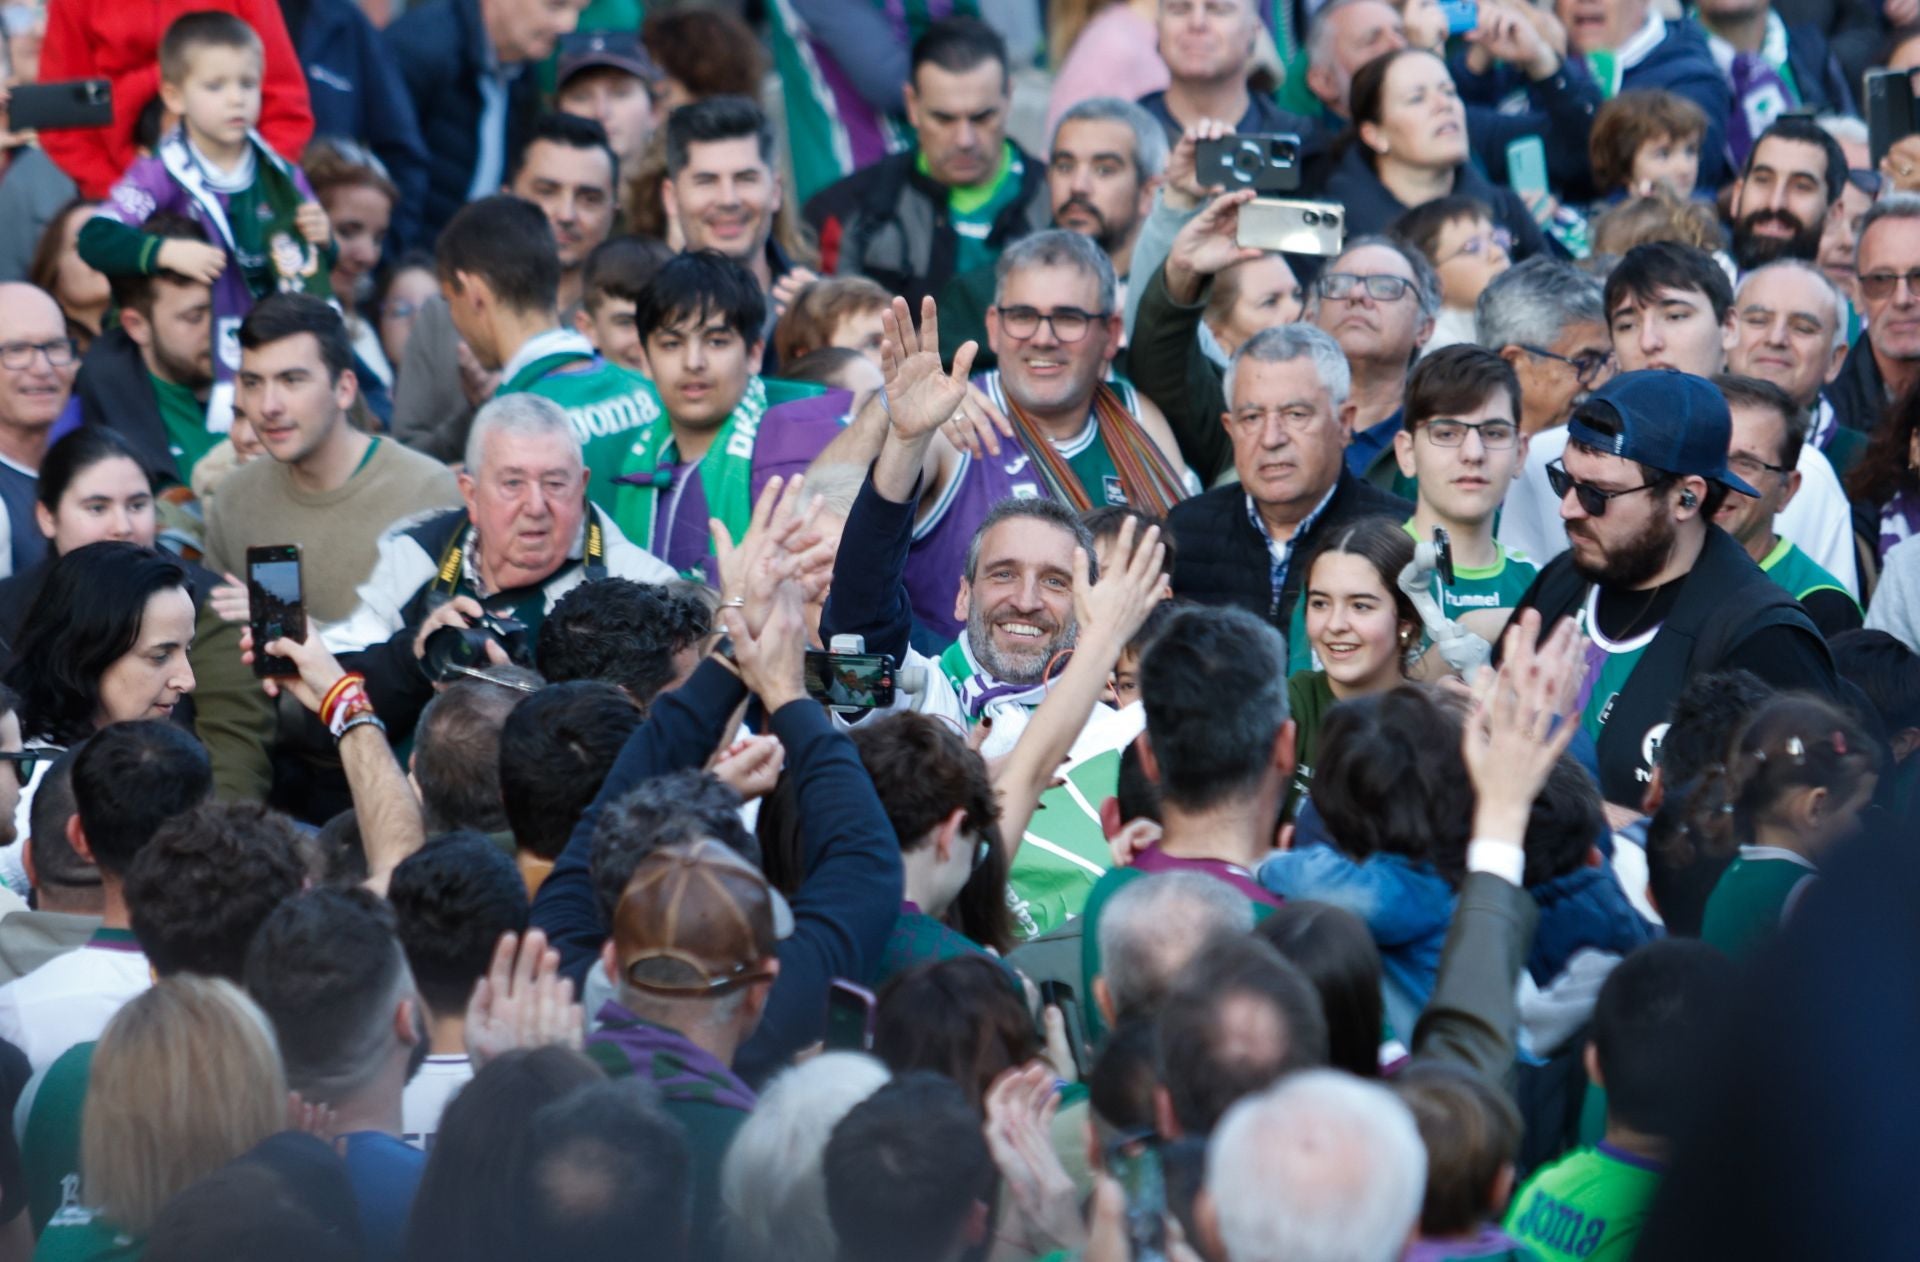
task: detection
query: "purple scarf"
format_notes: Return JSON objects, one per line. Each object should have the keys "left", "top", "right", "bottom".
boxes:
{"left": 588, "top": 1002, "right": 758, "bottom": 1112}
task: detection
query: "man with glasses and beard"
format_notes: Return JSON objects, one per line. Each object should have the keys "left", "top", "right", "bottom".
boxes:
{"left": 1506, "top": 370, "right": 1838, "bottom": 809}
{"left": 1724, "top": 117, "right": 1848, "bottom": 275}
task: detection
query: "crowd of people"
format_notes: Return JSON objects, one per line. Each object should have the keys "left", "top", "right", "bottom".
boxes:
{"left": 0, "top": 0, "right": 1913, "bottom": 1256}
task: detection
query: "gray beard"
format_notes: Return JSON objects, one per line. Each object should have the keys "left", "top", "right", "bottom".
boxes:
{"left": 965, "top": 602, "right": 1077, "bottom": 685}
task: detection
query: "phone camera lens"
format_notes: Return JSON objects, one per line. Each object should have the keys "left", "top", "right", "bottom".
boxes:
{"left": 1303, "top": 212, "right": 1320, "bottom": 225}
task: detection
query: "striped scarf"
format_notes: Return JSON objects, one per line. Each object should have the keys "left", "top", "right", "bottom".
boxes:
{"left": 996, "top": 381, "right": 1189, "bottom": 515}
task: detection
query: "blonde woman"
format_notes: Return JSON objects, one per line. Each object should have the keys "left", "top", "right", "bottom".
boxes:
{"left": 36, "top": 977, "right": 288, "bottom": 1261}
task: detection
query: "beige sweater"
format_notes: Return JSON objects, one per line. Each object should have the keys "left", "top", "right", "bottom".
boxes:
{"left": 204, "top": 438, "right": 463, "bottom": 626}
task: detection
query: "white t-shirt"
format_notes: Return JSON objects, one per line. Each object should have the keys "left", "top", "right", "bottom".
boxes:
{"left": 401, "top": 1054, "right": 473, "bottom": 1151}
{"left": 0, "top": 934, "right": 150, "bottom": 1073}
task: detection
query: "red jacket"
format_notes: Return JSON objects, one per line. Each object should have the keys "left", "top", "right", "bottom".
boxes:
{"left": 37, "top": 0, "right": 314, "bottom": 198}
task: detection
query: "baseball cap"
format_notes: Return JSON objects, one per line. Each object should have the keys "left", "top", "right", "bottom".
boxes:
{"left": 557, "top": 30, "right": 663, "bottom": 89}
{"left": 612, "top": 839, "right": 793, "bottom": 997}
{"left": 1565, "top": 369, "right": 1760, "bottom": 498}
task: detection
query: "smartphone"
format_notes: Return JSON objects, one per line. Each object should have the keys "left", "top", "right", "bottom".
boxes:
{"left": 1038, "top": 980, "right": 1090, "bottom": 1080}
{"left": 1506, "top": 135, "right": 1549, "bottom": 202}
{"left": 1105, "top": 1131, "right": 1169, "bottom": 1262}
{"left": 1438, "top": 0, "right": 1478, "bottom": 35}
{"left": 1868, "top": 69, "right": 1917, "bottom": 169}
{"left": 825, "top": 979, "right": 876, "bottom": 1052}
{"left": 1237, "top": 197, "right": 1345, "bottom": 256}
{"left": 1432, "top": 526, "right": 1455, "bottom": 586}
{"left": 8, "top": 79, "right": 113, "bottom": 132}
{"left": 246, "top": 545, "right": 306, "bottom": 678}
{"left": 1194, "top": 133, "right": 1302, "bottom": 195}
{"left": 804, "top": 650, "right": 897, "bottom": 713}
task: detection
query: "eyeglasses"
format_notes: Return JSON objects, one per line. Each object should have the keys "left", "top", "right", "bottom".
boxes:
{"left": 1546, "top": 458, "right": 1663, "bottom": 516}
{"left": 1435, "top": 228, "right": 1512, "bottom": 265}
{"left": 1316, "top": 272, "right": 1415, "bottom": 303}
{"left": 0, "top": 751, "right": 45, "bottom": 787}
{"left": 1418, "top": 417, "right": 1519, "bottom": 448}
{"left": 1728, "top": 452, "right": 1790, "bottom": 481}
{"left": 1519, "top": 344, "right": 1614, "bottom": 387}
{"left": 1858, "top": 269, "right": 1920, "bottom": 302}
{"left": 994, "top": 305, "right": 1107, "bottom": 343}
{"left": 0, "top": 338, "right": 76, "bottom": 371}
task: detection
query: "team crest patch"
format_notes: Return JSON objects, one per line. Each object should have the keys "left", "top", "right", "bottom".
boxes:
{"left": 1103, "top": 475, "right": 1127, "bottom": 505}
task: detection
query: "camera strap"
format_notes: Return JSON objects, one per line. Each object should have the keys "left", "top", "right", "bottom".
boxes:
{"left": 427, "top": 513, "right": 608, "bottom": 602}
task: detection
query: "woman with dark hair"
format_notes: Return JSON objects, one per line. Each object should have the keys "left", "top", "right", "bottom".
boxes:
{"left": 1324, "top": 49, "right": 1556, "bottom": 260}
{"left": 26, "top": 198, "right": 110, "bottom": 353}
{"left": 873, "top": 955, "right": 1044, "bottom": 1111}
{"left": 403, "top": 1047, "right": 605, "bottom": 1262}
{"left": 0, "top": 427, "right": 271, "bottom": 809}
{"left": 1258, "top": 900, "right": 1392, "bottom": 1078}
{"left": 303, "top": 137, "right": 401, "bottom": 408}
{"left": 1846, "top": 380, "right": 1920, "bottom": 584}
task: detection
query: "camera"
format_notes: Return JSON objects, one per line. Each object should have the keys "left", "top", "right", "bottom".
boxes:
{"left": 422, "top": 612, "right": 534, "bottom": 682}
{"left": 1195, "top": 133, "right": 1302, "bottom": 194}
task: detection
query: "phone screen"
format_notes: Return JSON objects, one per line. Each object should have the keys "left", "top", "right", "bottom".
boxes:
{"left": 248, "top": 549, "right": 305, "bottom": 677}
{"left": 1106, "top": 1134, "right": 1168, "bottom": 1261}
{"left": 1506, "top": 136, "right": 1549, "bottom": 200}
{"left": 804, "top": 651, "right": 896, "bottom": 712}
{"left": 825, "top": 980, "right": 876, "bottom": 1051}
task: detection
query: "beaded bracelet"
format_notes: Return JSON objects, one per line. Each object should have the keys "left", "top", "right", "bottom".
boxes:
{"left": 328, "top": 694, "right": 376, "bottom": 741}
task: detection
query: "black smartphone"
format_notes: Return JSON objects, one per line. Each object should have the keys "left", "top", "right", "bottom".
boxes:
{"left": 1104, "top": 1131, "right": 1169, "bottom": 1262}
{"left": 247, "top": 544, "right": 306, "bottom": 678}
{"left": 804, "top": 650, "right": 896, "bottom": 713}
{"left": 1038, "top": 979, "right": 1089, "bottom": 1080}
{"left": 1195, "top": 133, "right": 1302, "bottom": 195}
{"left": 1868, "top": 69, "right": 1916, "bottom": 169}
{"left": 8, "top": 79, "right": 113, "bottom": 132}
{"left": 1432, "top": 526, "right": 1455, "bottom": 586}
{"left": 825, "top": 979, "right": 876, "bottom": 1051}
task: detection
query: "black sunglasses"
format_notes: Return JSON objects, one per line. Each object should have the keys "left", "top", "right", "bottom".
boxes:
{"left": 1545, "top": 459, "right": 1662, "bottom": 517}
{"left": 0, "top": 751, "right": 44, "bottom": 787}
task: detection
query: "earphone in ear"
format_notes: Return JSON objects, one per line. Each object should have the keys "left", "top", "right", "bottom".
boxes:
{"left": 1680, "top": 490, "right": 1698, "bottom": 509}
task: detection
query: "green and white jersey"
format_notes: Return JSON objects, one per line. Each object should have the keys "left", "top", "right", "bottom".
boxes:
{"left": 1700, "top": 846, "right": 1818, "bottom": 959}
{"left": 1401, "top": 521, "right": 1538, "bottom": 619}
{"left": 1505, "top": 1143, "right": 1663, "bottom": 1262}
{"left": 493, "top": 329, "right": 663, "bottom": 497}
{"left": 1757, "top": 536, "right": 1854, "bottom": 607}
{"left": 1573, "top": 586, "right": 1661, "bottom": 750}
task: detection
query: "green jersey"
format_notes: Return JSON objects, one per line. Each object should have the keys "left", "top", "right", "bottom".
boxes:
{"left": 938, "top": 142, "right": 1025, "bottom": 276}
{"left": 1401, "top": 521, "right": 1538, "bottom": 619}
{"left": 1757, "top": 537, "right": 1850, "bottom": 605}
{"left": 24, "top": 1040, "right": 91, "bottom": 1235}
{"left": 495, "top": 337, "right": 664, "bottom": 496}
{"left": 1700, "top": 847, "right": 1818, "bottom": 959}
{"left": 1505, "top": 1143, "right": 1663, "bottom": 1262}
{"left": 1573, "top": 587, "right": 1659, "bottom": 749}
{"left": 151, "top": 373, "right": 220, "bottom": 483}
{"left": 1285, "top": 669, "right": 1337, "bottom": 817}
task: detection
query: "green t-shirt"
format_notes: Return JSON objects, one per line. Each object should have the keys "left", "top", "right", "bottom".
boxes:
{"left": 1700, "top": 849, "right": 1818, "bottom": 960}
{"left": 874, "top": 908, "right": 990, "bottom": 987}
{"left": 928, "top": 142, "right": 1023, "bottom": 277}
{"left": 29, "top": 1209, "right": 140, "bottom": 1262}
{"left": 1757, "top": 537, "right": 1856, "bottom": 607}
{"left": 25, "top": 1040, "right": 92, "bottom": 1235}
{"left": 1401, "top": 521, "right": 1538, "bottom": 620}
{"left": 149, "top": 374, "right": 219, "bottom": 483}
{"left": 1505, "top": 1144, "right": 1663, "bottom": 1262}
{"left": 496, "top": 347, "right": 666, "bottom": 497}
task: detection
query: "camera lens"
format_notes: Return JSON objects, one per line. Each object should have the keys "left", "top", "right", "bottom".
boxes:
{"left": 1233, "top": 142, "right": 1261, "bottom": 176}
{"left": 1304, "top": 212, "right": 1320, "bottom": 225}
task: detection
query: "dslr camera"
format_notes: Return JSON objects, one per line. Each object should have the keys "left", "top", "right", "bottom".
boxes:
{"left": 1195, "top": 133, "right": 1302, "bottom": 194}
{"left": 421, "top": 612, "right": 534, "bottom": 683}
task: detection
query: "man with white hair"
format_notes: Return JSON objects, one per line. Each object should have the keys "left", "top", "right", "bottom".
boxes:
{"left": 327, "top": 391, "right": 674, "bottom": 743}
{"left": 1086, "top": 869, "right": 1258, "bottom": 1046}
{"left": 1166, "top": 322, "right": 1411, "bottom": 674}
{"left": 1201, "top": 1070, "right": 1427, "bottom": 1262}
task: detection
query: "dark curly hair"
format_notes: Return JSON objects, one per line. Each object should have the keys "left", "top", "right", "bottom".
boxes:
{"left": 589, "top": 769, "right": 755, "bottom": 923}
{"left": 536, "top": 579, "right": 712, "bottom": 716}
{"left": 388, "top": 833, "right": 530, "bottom": 1018}
{"left": 125, "top": 800, "right": 308, "bottom": 981}
{"left": 499, "top": 681, "right": 642, "bottom": 861}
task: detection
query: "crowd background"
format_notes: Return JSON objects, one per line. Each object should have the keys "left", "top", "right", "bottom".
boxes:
{"left": 0, "top": 0, "right": 1915, "bottom": 1258}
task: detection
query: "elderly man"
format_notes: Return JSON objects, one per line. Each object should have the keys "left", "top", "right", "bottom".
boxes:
{"left": 1506, "top": 370, "right": 1836, "bottom": 807}
{"left": 393, "top": 116, "right": 622, "bottom": 462}
{"left": 0, "top": 284, "right": 78, "bottom": 578}
{"left": 326, "top": 392, "right": 673, "bottom": 743}
{"left": 1828, "top": 195, "right": 1920, "bottom": 436}
{"left": 819, "top": 230, "right": 1191, "bottom": 641}
{"left": 1728, "top": 260, "right": 1857, "bottom": 463}
{"left": 805, "top": 18, "right": 1049, "bottom": 311}
{"left": 1131, "top": 194, "right": 1438, "bottom": 488}
{"left": 1166, "top": 323, "right": 1411, "bottom": 673}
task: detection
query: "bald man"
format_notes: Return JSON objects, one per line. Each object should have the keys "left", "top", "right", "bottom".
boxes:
{"left": 0, "top": 284, "right": 79, "bottom": 578}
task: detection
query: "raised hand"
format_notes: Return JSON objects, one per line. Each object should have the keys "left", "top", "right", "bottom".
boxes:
{"left": 1463, "top": 609, "right": 1586, "bottom": 840}
{"left": 1164, "top": 116, "right": 1233, "bottom": 211}
{"left": 721, "top": 581, "right": 808, "bottom": 712}
{"left": 984, "top": 1063, "right": 1085, "bottom": 1255}
{"left": 711, "top": 473, "right": 832, "bottom": 637}
{"left": 1468, "top": 0, "right": 1558, "bottom": 78}
{"left": 1072, "top": 516, "right": 1168, "bottom": 650}
{"left": 771, "top": 266, "right": 819, "bottom": 319}
{"left": 879, "top": 295, "right": 978, "bottom": 442}
{"left": 710, "top": 733, "right": 786, "bottom": 801}
{"left": 465, "top": 929, "right": 583, "bottom": 1069}
{"left": 1164, "top": 189, "right": 1264, "bottom": 304}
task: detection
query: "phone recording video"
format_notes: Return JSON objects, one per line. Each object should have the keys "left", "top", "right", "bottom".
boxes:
{"left": 247, "top": 545, "right": 307, "bottom": 678}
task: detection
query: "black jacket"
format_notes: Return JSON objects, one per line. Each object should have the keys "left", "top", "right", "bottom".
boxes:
{"left": 1167, "top": 472, "right": 1414, "bottom": 639}
{"left": 805, "top": 143, "right": 1051, "bottom": 311}
{"left": 1509, "top": 526, "right": 1837, "bottom": 806}
{"left": 72, "top": 327, "right": 174, "bottom": 486}
{"left": 383, "top": 0, "right": 542, "bottom": 243}
{"left": 1322, "top": 142, "right": 1562, "bottom": 262}
{"left": 1826, "top": 334, "right": 1889, "bottom": 437}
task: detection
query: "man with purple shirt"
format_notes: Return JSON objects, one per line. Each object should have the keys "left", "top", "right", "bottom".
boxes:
{"left": 605, "top": 251, "right": 846, "bottom": 580}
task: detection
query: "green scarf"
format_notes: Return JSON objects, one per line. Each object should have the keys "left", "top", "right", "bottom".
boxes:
{"left": 612, "top": 375, "right": 767, "bottom": 566}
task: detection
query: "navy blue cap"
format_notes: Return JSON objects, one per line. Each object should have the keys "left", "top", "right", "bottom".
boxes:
{"left": 1565, "top": 369, "right": 1759, "bottom": 498}
{"left": 557, "top": 30, "right": 663, "bottom": 87}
